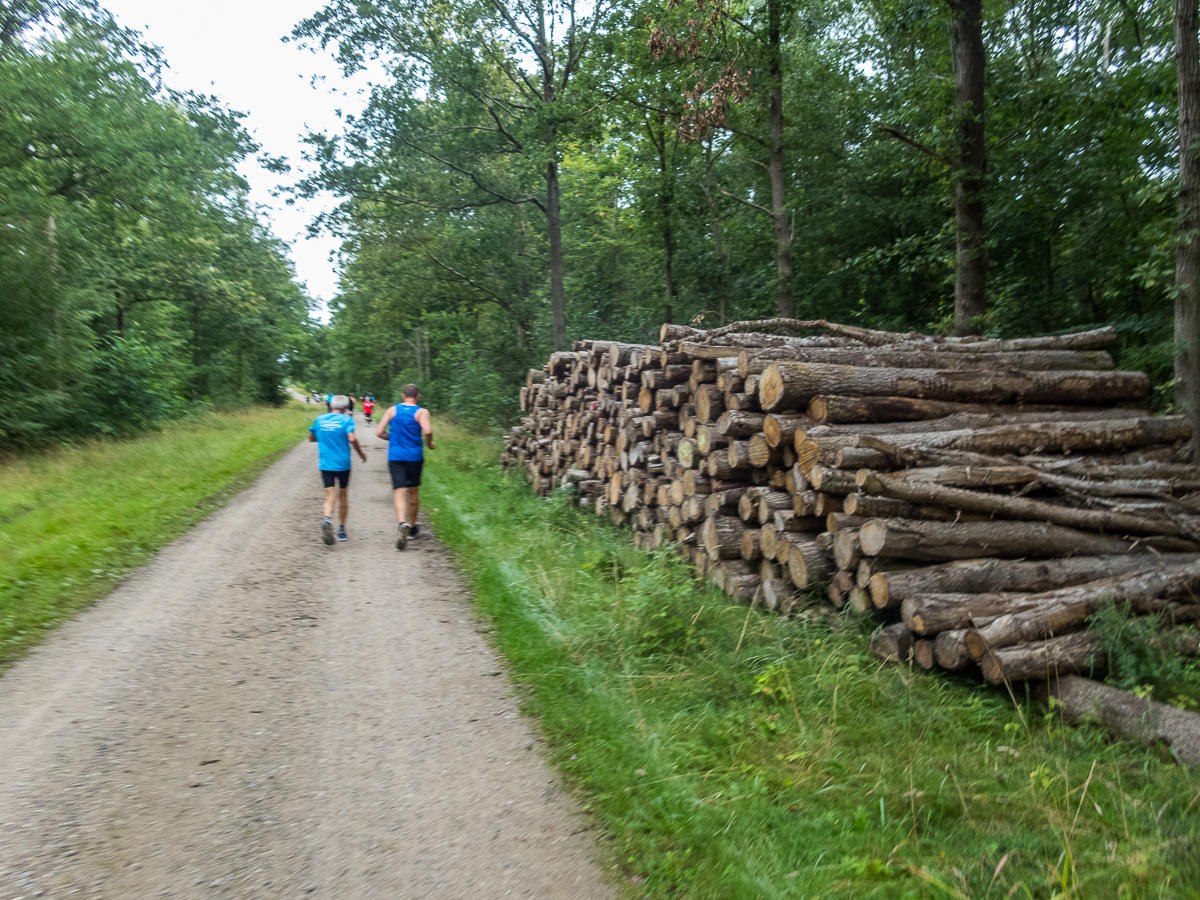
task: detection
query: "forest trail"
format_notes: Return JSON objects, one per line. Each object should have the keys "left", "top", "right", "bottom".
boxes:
{"left": 0, "top": 425, "right": 616, "bottom": 899}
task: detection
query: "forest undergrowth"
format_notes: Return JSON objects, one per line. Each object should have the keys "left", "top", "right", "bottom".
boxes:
{"left": 425, "top": 424, "right": 1200, "bottom": 899}
{"left": 0, "top": 403, "right": 314, "bottom": 667}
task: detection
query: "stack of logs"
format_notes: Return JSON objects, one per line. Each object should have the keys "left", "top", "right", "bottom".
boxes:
{"left": 502, "top": 318, "right": 1200, "bottom": 685}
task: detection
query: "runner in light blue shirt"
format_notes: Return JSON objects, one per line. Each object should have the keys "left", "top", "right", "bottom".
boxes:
{"left": 307, "top": 395, "right": 366, "bottom": 546}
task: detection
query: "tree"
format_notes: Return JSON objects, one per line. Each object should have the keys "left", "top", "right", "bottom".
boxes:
{"left": 1178, "top": 0, "right": 1200, "bottom": 460}
{"left": 293, "top": 0, "right": 615, "bottom": 350}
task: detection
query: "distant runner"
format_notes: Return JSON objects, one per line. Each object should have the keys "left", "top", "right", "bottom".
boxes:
{"left": 308, "top": 395, "right": 367, "bottom": 545}
{"left": 375, "top": 384, "right": 434, "bottom": 550}
{"left": 362, "top": 396, "right": 375, "bottom": 425}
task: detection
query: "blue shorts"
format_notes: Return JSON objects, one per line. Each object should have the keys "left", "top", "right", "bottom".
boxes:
{"left": 321, "top": 469, "right": 350, "bottom": 489}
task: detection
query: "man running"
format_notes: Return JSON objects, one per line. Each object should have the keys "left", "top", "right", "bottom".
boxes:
{"left": 375, "top": 384, "right": 434, "bottom": 550}
{"left": 308, "top": 395, "right": 367, "bottom": 545}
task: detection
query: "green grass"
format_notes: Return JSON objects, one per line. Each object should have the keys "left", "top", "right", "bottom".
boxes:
{"left": 0, "top": 403, "right": 315, "bottom": 665}
{"left": 425, "top": 423, "right": 1200, "bottom": 900}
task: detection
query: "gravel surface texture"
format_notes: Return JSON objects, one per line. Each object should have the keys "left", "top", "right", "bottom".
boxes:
{"left": 0, "top": 428, "right": 616, "bottom": 899}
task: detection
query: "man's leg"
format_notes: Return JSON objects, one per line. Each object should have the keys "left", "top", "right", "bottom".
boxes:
{"left": 337, "top": 488, "right": 349, "bottom": 526}
{"left": 393, "top": 487, "right": 408, "bottom": 524}
{"left": 407, "top": 486, "right": 420, "bottom": 525}
{"left": 323, "top": 486, "right": 337, "bottom": 518}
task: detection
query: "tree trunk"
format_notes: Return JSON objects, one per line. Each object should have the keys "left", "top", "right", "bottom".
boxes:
{"left": 869, "top": 623, "right": 915, "bottom": 663}
{"left": 740, "top": 348, "right": 1112, "bottom": 376}
{"left": 853, "top": 415, "right": 1187, "bottom": 458}
{"left": 934, "top": 629, "right": 975, "bottom": 671}
{"left": 808, "top": 394, "right": 1106, "bottom": 425}
{"left": 546, "top": 158, "right": 567, "bottom": 350}
{"left": 859, "top": 518, "right": 1185, "bottom": 563}
{"left": 949, "top": 0, "right": 987, "bottom": 335}
{"left": 1037, "top": 675, "right": 1200, "bottom": 768}
{"left": 758, "top": 362, "right": 1147, "bottom": 411}
{"left": 869, "top": 553, "right": 1200, "bottom": 609}
{"left": 766, "top": 0, "right": 793, "bottom": 318}
{"left": 1178, "top": 0, "right": 1200, "bottom": 462}
{"left": 716, "top": 410, "right": 766, "bottom": 437}
{"left": 784, "top": 533, "right": 833, "bottom": 588}
{"left": 960, "top": 573, "right": 1200, "bottom": 657}
{"left": 980, "top": 632, "right": 1101, "bottom": 684}
{"left": 859, "top": 470, "right": 1187, "bottom": 538}
{"left": 702, "top": 514, "right": 745, "bottom": 559}
{"left": 655, "top": 112, "right": 676, "bottom": 326}
{"left": 703, "top": 139, "right": 731, "bottom": 324}
{"left": 762, "top": 413, "right": 813, "bottom": 448}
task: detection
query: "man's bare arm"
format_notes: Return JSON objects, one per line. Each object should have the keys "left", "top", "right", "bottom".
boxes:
{"left": 349, "top": 432, "right": 367, "bottom": 462}
{"left": 418, "top": 408, "right": 435, "bottom": 450}
{"left": 375, "top": 407, "right": 395, "bottom": 440}
{"left": 307, "top": 432, "right": 316, "bottom": 443}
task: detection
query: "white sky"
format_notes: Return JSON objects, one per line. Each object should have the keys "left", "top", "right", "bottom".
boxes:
{"left": 105, "top": 0, "right": 374, "bottom": 318}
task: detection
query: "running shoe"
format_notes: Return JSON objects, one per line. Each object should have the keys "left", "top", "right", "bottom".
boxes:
{"left": 337, "top": 525, "right": 348, "bottom": 542}
{"left": 410, "top": 524, "right": 420, "bottom": 538}
{"left": 322, "top": 519, "right": 335, "bottom": 546}
{"left": 396, "top": 522, "right": 410, "bottom": 550}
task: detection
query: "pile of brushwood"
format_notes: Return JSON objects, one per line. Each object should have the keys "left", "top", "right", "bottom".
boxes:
{"left": 502, "top": 318, "right": 1200, "bottom": 687}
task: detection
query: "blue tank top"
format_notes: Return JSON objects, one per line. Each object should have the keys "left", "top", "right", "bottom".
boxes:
{"left": 388, "top": 404, "right": 424, "bottom": 461}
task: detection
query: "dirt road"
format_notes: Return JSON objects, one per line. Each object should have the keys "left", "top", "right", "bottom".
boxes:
{"left": 0, "top": 427, "right": 617, "bottom": 899}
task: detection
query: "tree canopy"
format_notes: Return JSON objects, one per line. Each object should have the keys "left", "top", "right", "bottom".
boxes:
{"left": 0, "top": 0, "right": 315, "bottom": 446}
{"left": 294, "top": 0, "right": 1186, "bottom": 426}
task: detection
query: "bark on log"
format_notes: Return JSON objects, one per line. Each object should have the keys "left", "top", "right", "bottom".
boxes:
{"left": 727, "top": 441, "right": 753, "bottom": 469}
{"left": 870, "top": 623, "right": 915, "bottom": 664}
{"left": 859, "top": 518, "right": 1178, "bottom": 563}
{"left": 833, "top": 530, "right": 863, "bottom": 570}
{"left": 808, "top": 465, "right": 860, "bottom": 494}
{"left": 1035, "top": 675, "right": 1200, "bottom": 768}
{"left": 783, "top": 534, "right": 834, "bottom": 587}
{"left": 717, "top": 409, "right": 767, "bottom": 437}
{"left": 763, "top": 413, "right": 812, "bottom": 448}
{"left": 962, "top": 562, "right": 1200, "bottom": 657}
{"left": 773, "top": 510, "right": 826, "bottom": 533}
{"left": 694, "top": 384, "right": 726, "bottom": 422}
{"left": 808, "top": 394, "right": 1109, "bottom": 425}
{"left": 934, "top": 630, "right": 975, "bottom": 671}
{"left": 980, "top": 632, "right": 1101, "bottom": 684}
{"left": 741, "top": 347, "right": 1113, "bottom": 377}
{"left": 903, "top": 591, "right": 1043, "bottom": 635}
{"left": 870, "top": 553, "right": 1200, "bottom": 610}
{"left": 859, "top": 470, "right": 1186, "bottom": 538}
{"left": 834, "top": 447, "right": 892, "bottom": 470}
{"left": 842, "top": 492, "right": 982, "bottom": 522}
{"left": 759, "top": 363, "right": 1148, "bottom": 412}
{"left": 740, "top": 529, "right": 763, "bottom": 561}
{"left": 855, "top": 416, "right": 1190, "bottom": 459}
{"left": 702, "top": 515, "right": 746, "bottom": 560}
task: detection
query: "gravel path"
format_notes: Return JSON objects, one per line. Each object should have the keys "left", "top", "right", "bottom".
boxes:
{"left": 0, "top": 430, "right": 617, "bottom": 899}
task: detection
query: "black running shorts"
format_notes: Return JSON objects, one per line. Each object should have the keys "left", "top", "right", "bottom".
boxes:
{"left": 321, "top": 469, "right": 350, "bottom": 489}
{"left": 389, "top": 459, "right": 424, "bottom": 489}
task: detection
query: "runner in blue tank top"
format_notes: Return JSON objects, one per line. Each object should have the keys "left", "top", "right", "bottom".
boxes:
{"left": 375, "top": 383, "right": 435, "bottom": 550}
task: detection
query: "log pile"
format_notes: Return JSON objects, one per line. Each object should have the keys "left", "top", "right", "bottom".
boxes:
{"left": 502, "top": 318, "right": 1200, "bottom": 685}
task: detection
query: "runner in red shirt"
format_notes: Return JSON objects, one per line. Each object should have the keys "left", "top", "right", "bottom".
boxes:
{"left": 362, "top": 396, "right": 375, "bottom": 425}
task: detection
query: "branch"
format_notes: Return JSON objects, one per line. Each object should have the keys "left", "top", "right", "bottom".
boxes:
{"left": 720, "top": 189, "right": 770, "bottom": 216}
{"left": 875, "top": 125, "right": 953, "bottom": 166}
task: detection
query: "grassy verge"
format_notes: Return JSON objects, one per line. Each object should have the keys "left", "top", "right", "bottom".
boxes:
{"left": 0, "top": 403, "right": 315, "bottom": 666}
{"left": 425, "top": 423, "right": 1200, "bottom": 900}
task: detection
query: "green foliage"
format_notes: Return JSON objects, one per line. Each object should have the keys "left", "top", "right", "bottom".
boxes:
{"left": 0, "top": 2, "right": 312, "bottom": 448}
{"left": 304, "top": 0, "right": 1185, "bottom": 418}
{"left": 0, "top": 403, "right": 314, "bottom": 666}
{"left": 1090, "top": 603, "right": 1191, "bottom": 692}
{"left": 426, "top": 426, "right": 1200, "bottom": 898}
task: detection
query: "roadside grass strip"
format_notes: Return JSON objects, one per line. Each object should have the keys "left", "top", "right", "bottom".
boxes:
{"left": 0, "top": 404, "right": 314, "bottom": 666}
{"left": 425, "top": 424, "right": 1200, "bottom": 899}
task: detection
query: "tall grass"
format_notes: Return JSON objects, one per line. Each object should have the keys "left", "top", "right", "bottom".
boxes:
{"left": 0, "top": 403, "right": 314, "bottom": 665}
{"left": 425, "top": 424, "right": 1200, "bottom": 899}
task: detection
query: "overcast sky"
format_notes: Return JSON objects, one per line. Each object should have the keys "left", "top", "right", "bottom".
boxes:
{"left": 105, "top": 0, "right": 374, "bottom": 318}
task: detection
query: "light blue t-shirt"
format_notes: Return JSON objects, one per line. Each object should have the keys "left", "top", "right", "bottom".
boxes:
{"left": 309, "top": 413, "right": 356, "bottom": 471}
